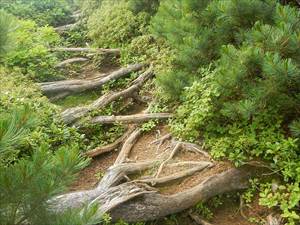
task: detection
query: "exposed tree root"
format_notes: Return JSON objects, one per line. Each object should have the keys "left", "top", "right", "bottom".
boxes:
{"left": 39, "top": 63, "right": 145, "bottom": 99}
{"left": 61, "top": 66, "right": 154, "bottom": 124}
{"left": 85, "top": 128, "right": 134, "bottom": 158}
{"left": 50, "top": 47, "right": 120, "bottom": 56}
{"left": 154, "top": 142, "right": 182, "bottom": 179}
{"left": 90, "top": 113, "right": 172, "bottom": 124}
{"left": 50, "top": 163, "right": 252, "bottom": 222}
{"left": 55, "top": 57, "right": 89, "bottom": 68}
{"left": 114, "top": 127, "right": 142, "bottom": 165}
{"left": 189, "top": 212, "right": 214, "bottom": 225}
{"left": 266, "top": 214, "right": 283, "bottom": 225}
{"left": 54, "top": 22, "right": 80, "bottom": 33}
{"left": 137, "top": 161, "right": 214, "bottom": 186}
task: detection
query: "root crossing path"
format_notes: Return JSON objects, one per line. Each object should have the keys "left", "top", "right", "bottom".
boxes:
{"left": 50, "top": 126, "right": 254, "bottom": 223}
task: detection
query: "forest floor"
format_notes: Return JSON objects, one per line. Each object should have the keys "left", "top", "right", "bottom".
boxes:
{"left": 69, "top": 125, "right": 271, "bottom": 225}
{"left": 48, "top": 12, "right": 274, "bottom": 225}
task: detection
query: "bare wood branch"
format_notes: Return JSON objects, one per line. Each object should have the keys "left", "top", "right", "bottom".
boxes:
{"left": 154, "top": 142, "right": 182, "bottom": 179}
{"left": 85, "top": 128, "right": 134, "bottom": 158}
{"left": 61, "top": 66, "right": 154, "bottom": 124}
{"left": 39, "top": 63, "right": 145, "bottom": 99}
{"left": 114, "top": 128, "right": 142, "bottom": 165}
{"left": 137, "top": 161, "right": 214, "bottom": 186}
{"left": 55, "top": 57, "right": 89, "bottom": 68}
{"left": 50, "top": 166, "right": 252, "bottom": 223}
{"left": 90, "top": 113, "right": 172, "bottom": 124}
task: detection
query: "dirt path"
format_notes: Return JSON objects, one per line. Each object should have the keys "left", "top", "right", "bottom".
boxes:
{"left": 70, "top": 125, "right": 268, "bottom": 225}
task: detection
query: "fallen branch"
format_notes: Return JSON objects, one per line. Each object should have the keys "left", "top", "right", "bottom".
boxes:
{"left": 85, "top": 128, "right": 134, "bottom": 158}
{"left": 39, "top": 63, "right": 145, "bottom": 99}
{"left": 55, "top": 57, "right": 89, "bottom": 68}
{"left": 90, "top": 113, "right": 172, "bottom": 124}
{"left": 61, "top": 66, "right": 154, "bottom": 124}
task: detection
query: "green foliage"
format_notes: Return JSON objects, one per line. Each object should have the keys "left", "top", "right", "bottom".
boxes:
{"left": 0, "top": 10, "right": 16, "bottom": 57}
{"left": 0, "top": 0, "right": 73, "bottom": 26}
{"left": 88, "top": 1, "right": 148, "bottom": 48}
{"left": 0, "top": 69, "right": 85, "bottom": 158}
{"left": 3, "top": 19, "right": 63, "bottom": 81}
{"left": 162, "top": 1, "right": 300, "bottom": 223}
{"left": 152, "top": 0, "right": 277, "bottom": 98}
{"left": 0, "top": 106, "right": 37, "bottom": 161}
{"left": 122, "top": 34, "right": 173, "bottom": 70}
{"left": 0, "top": 144, "right": 91, "bottom": 225}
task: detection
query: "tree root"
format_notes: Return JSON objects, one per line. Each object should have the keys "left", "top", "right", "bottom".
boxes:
{"left": 266, "top": 214, "right": 283, "bottom": 225}
{"left": 50, "top": 163, "right": 252, "bottom": 222}
{"left": 61, "top": 66, "right": 154, "bottom": 124}
{"left": 136, "top": 161, "right": 214, "bottom": 186}
{"left": 84, "top": 128, "right": 134, "bottom": 158}
{"left": 39, "top": 63, "right": 145, "bottom": 99}
{"left": 55, "top": 57, "right": 89, "bottom": 68}
{"left": 50, "top": 47, "right": 120, "bottom": 56}
{"left": 114, "top": 127, "right": 142, "bottom": 165}
{"left": 189, "top": 212, "right": 214, "bottom": 225}
{"left": 90, "top": 113, "right": 172, "bottom": 124}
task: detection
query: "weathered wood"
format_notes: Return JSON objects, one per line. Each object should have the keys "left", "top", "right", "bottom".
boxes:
{"left": 55, "top": 57, "right": 89, "bottom": 68}
{"left": 51, "top": 47, "right": 120, "bottom": 55}
{"left": 85, "top": 128, "right": 134, "bottom": 158}
{"left": 39, "top": 63, "right": 145, "bottom": 99}
{"left": 50, "top": 164, "right": 252, "bottom": 222}
{"left": 90, "top": 113, "right": 172, "bottom": 124}
{"left": 61, "top": 66, "right": 154, "bottom": 124}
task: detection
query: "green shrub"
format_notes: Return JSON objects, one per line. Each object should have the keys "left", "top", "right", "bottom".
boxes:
{"left": 4, "top": 19, "right": 63, "bottom": 81}
{"left": 0, "top": 0, "right": 72, "bottom": 26}
{"left": 0, "top": 10, "right": 16, "bottom": 57}
{"left": 151, "top": 0, "right": 276, "bottom": 99}
{"left": 87, "top": 1, "right": 148, "bottom": 48}
{"left": 0, "top": 68, "right": 85, "bottom": 161}
{"left": 162, "top": 1, "right": 300, "bottom": 223}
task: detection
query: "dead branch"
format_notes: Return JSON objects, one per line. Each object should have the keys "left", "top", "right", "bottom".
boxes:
{"left": 90, "top": 113, "right": 172, "bottom": 124}
{"left": 55, "top": 57, "right": 89, "bottom": 68}
{"left": 39, "top": 63, "right": 145, "bottom": 99}
{"left": 61, "top": 66, "right": 154, "bottom": 124}
{"left": 85, "top": 128, "right": 134, "bottom": 158}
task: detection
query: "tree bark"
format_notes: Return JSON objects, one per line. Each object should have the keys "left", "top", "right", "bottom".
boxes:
{"left": 61, "top": 66, "right": 154, "bottom": 124}
{"left": 39, "top": 63, "right": 145, "bottom": 99}
{"left": 50, "top": 164, "right": 252, "bottom": 222}
{"left": 55, "top": 57, "right": 89, "bottom": 68}
{"left": 90, "top": 113, "right": 172, "bottom": 124}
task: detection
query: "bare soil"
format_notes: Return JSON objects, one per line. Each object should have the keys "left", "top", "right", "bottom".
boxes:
{"left": 70, "top": 125, "right": 272, "bottom": 224}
